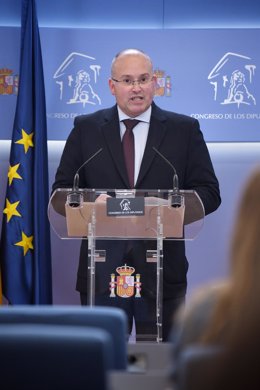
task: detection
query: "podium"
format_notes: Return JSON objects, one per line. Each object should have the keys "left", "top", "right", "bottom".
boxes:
{"left": 48, "top": 188, "right": 204, "bottom": 342}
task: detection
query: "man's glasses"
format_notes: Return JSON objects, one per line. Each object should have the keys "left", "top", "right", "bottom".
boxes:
{"left": 111, "top": 75, "right": 154, "bottom": 87}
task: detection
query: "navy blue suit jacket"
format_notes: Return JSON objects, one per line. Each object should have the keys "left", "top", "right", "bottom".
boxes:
{"left": 53, "top": 103, "right": 221, "bottom": 299}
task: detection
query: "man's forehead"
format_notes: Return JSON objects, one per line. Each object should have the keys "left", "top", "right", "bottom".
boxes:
{"left": 116, "top": 52, "right": 151, "bottom": 64}
{"left": 114, "top": 55, "right": 152, "bottom": 71}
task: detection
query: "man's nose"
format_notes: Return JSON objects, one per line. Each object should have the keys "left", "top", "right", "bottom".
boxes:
{"left": 131, "top": 81, "right": 142, "bottom": 91}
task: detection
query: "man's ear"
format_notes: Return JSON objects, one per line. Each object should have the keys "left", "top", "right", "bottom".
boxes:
{"left": 109, "top": 78, "right": 116, "bottom": 96}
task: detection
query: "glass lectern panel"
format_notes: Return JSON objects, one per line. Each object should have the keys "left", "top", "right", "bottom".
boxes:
{"left": 48, "top": 188, "right": 204, "bottom": 342}
{"left": 48, "top": 188, "right": 204, "bottom": 240}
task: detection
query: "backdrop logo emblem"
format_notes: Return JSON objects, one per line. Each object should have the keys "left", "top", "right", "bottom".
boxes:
{"left": 208, "top": 52, "right": 256, "bottom": 108}
{"left": 53, "top": 52, "right": 101, "bottom": 107}
{"left": 0, "top": 68, "right": 19, "bottom": 95}
{"left": 154, "top": 69, "right": 171, "bottom": 97}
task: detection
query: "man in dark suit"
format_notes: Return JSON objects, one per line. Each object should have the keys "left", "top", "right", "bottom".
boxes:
{"left": 52, "top": 49, "right": 221, "bottom": 340}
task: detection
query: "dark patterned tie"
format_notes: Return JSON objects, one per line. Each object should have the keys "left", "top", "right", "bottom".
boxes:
{"left": 122, "top": 119, "right": 140, "bottom": 188}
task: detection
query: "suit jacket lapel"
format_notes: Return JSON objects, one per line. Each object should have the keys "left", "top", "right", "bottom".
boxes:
{"left": 136, "top": 104, "right": 167, "bottom": 187}
{"left": 101, "top": 106, "right": 129, "bottom": 188}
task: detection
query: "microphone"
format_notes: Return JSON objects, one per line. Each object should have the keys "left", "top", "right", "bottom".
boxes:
{"left": 67, "top": 148, "right": 103, "bottom": 207}
{"left": 152, "top": 147, "right": 183, "bottom": 208}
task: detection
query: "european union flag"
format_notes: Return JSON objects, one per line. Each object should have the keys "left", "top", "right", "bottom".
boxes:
{"left": 0, "top": 0, "right": 52, "bottom": 304}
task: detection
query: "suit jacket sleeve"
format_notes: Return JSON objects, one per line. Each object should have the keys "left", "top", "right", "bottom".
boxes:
{"left": 182, "top": 118, "right": 221, "bottom": 216}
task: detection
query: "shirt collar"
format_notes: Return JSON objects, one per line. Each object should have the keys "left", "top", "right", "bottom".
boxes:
{"left": 117, "top": 105, "right": 151, "bottom": 124}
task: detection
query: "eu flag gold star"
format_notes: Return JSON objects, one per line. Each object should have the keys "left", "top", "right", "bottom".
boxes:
{"left": 8, "top": 163, "right": 22, "bottom": 186}
{"left": 15, "top": 129, "right": 34, "bottom": 153}
{"left": 3, "top": 199, "right": 22, "bottom": 222}
{"left": 15, "top": 232, "right": 34, "bottom": 256}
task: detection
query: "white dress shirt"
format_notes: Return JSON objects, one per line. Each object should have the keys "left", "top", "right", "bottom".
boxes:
{"left": 118, "top": 106, "right": 151, "bottom": 186}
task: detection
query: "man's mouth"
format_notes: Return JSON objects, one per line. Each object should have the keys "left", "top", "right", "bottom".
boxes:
{"left": 130, "top": 96, "right": 144, "bottom": 101}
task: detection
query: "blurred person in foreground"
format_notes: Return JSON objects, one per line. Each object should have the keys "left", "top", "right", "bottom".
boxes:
{"left": 171, "top": 165, "right": 260, "bottom": 389}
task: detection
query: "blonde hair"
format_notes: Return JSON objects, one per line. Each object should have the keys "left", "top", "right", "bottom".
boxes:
{"left": 201, "top": 166, "right": 260, "bottom": 344}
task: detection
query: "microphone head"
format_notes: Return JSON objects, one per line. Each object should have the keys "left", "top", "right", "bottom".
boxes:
{"left": 66, "top": 191, "right": 83, "bottom": 208}
{"left": 170, "top": 193, "right": 184, "bottom": 208}
{"left": 170, "top": 174, "right": 183, "bottom": 208}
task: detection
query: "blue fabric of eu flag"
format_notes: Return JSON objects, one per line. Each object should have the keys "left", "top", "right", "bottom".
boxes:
{"left": 0, "top": 0, "right": 52, "bottom": 304}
